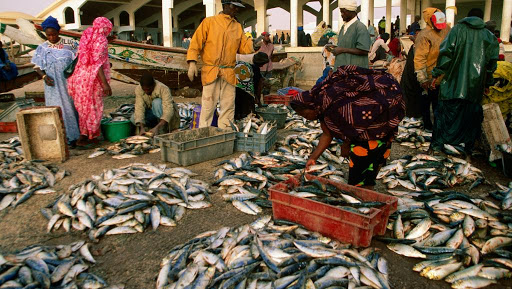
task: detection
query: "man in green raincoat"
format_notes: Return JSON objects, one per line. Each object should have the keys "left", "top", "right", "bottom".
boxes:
{"left": 430, "top": 8, "right": 499, "bottom": 156}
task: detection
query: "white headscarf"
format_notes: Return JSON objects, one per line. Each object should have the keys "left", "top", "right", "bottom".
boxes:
{"left": 338, "top": 0, "right": 358, "bottom": 12}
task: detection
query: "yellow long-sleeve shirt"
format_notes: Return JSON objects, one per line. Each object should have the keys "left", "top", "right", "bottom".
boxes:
{"left": 187, "top": 13, "right": 254, "bottom": 86}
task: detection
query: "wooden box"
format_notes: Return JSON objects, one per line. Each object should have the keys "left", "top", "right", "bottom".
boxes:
{"left": 482, "top": 103, "right": 511, "bottom": 162}
{"left": 16, "top": 106, "right": 68, "bottom": 162}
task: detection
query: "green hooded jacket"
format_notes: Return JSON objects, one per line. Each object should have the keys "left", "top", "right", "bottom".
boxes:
{"left": 432, "top": 16, "right": 499, "bottom": 103}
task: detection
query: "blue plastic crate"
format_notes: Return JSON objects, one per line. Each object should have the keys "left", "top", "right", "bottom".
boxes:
{"left": 235, "top": 126, "right": 277, "bottom": 153}
{"left": 277, "top": 86, "right": 305, "bottom": 96}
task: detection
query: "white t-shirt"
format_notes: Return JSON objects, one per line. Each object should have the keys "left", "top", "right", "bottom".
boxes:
{"left": 368, "top": 38, "right": 390, "bottom": 61}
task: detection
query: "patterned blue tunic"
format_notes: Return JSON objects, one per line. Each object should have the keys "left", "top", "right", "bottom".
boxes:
{"left": 32, "top": 39, "right": 80, "bottom": 142}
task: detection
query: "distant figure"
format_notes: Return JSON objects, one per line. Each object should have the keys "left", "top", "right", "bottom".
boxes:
{"left": 280, "top": 32, "right": 285, "bottom": 44}
{"left": 306, "top": 34, "right": 312, "bottom": 47}
{"left": 31, "top": 16, "right": 78, "bottom": 145}
{"left": 130, "top": 33, "right": 136, "bottom": 42}
{"left": 68, "top": 17, "right": 113, "bottom": 146}
{"left": 410, "top": 15, "right": 421, "bottom": 35}
{"left": 146, "top": 35, "right": 153, "bottom": 45}
{"left": 0, "top": 42, "right": 18, "bottom": 82}
{"left": 378, "top": 16, "right": 386, "bottom": 34}
{"left": 274, "top": 33, "right": 279, "bottom": 44}
{"left": 486, "top": 21, "right": 506, "bottom": 61}
{"left": 182, "top": 34, "right": 191, "bottom": 49}
{"left": 395, "top": 16, "right": 400, "bottom": 33}
{"left": 257, "top": 32, "right": 274, "bottom": 95}
{"left": 368, "top": 20, "right": 377, "bottom": 44}
{"left": 430, "top": 8, "right": 499, "bottom": 155}
{"left": 369, "top": 33, "right": 390, "bottom": 63}
{"left": 286, "top": 33, "right": 290, "bottom": 44}
{"left": 298, "top": 26, "right": 307, "bottom": 46}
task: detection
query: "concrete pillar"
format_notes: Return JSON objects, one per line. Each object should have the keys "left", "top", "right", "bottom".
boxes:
{"left": 400, "top": 0, "right": 407, "bottom": 34}
{"left": 408, "top": 0, "right": 415, "bottom": 21}
{"left": 162, "top": 0, "right": 173, "bottom": 47}
{"left": 216, "top": 0, "right": 222, "bottom": 15}
{"left": 360, "top": 0, "right": 369, "bottom": 27}
{"left": 484, "top": 0, "right": 492, "bottom": 21}
{"left": 291, "top": 0, "right": 298, "bottom": 47}
{"left": 113, "top": 14, "right": 120, "bottom": 27}
{"left": 75, "top": 8, "right": 82, "bottom": 27}
{"left": 203, "top": 0, "right": 215, "bottom": 17}
{"left": 445, "top": 0, "right": 455, "bottom": 27}
{"left": 501, "top": 0, "right": 512, "bottom": 43}
{"left": 255, "top": 0, "right": 268, "bottom": 35}
{"left": 422, "top": 0, "right": 432, "bottom": 11}
{"left": 323, "top": 0, "right": 330, "bottom": 25}
{"left": 415, "top": 0, "right": 421, "bottom": 16}
{"left": 369, "top": 0, "right": 375, "bottom": 24}
{"left": 173, "top": 10, "right": 179, "bottom": 29}
{"left": 386, "top": 0, "right": 392, "bottom": 34}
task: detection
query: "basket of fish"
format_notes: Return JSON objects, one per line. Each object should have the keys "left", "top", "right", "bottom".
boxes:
{"left": 269, "top": 174, "right": 398, "bottom": 247}
{"left": 155, "top": 127, "right": 236, "bottom": 166}
{"left": 231, "top": 114, "right": 277, "bottom": 153}
{"left": 256, "top": 106, "right": 287, "bottom": 129}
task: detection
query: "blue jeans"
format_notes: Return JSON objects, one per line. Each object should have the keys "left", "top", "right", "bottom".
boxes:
{"left": 131, "top": 98, "right": 163, "bottom": 128}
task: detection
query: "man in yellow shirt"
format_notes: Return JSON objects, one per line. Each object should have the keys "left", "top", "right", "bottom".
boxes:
{"left": 187, "top": 0, "right": 254, "bottom": 129}
{"left": 132, "top": 73, "right": 180, "bottom": 135}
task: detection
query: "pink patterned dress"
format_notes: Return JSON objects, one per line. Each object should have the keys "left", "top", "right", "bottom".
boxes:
{"left": 68, "top": 17, "right": 112, "bottom": 139}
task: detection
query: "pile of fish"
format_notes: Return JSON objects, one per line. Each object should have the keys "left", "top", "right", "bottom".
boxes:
{"left": 214, "top": 151, "right": 346, "bottom": 215}
{"left": 111, "top": 104, "right": 134, "bottom": 118}
{"left": 41, "top": 163, "right": 211, "bottom": 240}
{"left": 88, "top": 136, "right": 160, "bottom": 159}
{"left": 377, "top": 153, "right": 485, "bottom": 192}
{"left": 381, "top": 188, "right": 512, "bottom": 288}
{"left": 396, "top": 117, "right": 432, "bottom": 151}
{"left": 0, "top": 137, "right": 24, "bottom": 164}
{"left": 156, "top": 215, "right": 391, "bottom": 289}
{"left": 0, "top": 160, "right": 68, "bottom": 212}
{"left": 275, "top": 129, "right": 347, "bottom": 166}
{"left": 177, "top": 103, "right": 198, "bottom": 129}
{"left": 0, "top": 240, "right": 122, "bottom": 289}
{"left": 230, "top": 114, "right": 276, "bottom": 135}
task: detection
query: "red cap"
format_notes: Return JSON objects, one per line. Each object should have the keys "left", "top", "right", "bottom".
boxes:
{"left": 431, "top": 11, "right": 447, "bottom": 30}
{"left": 261, "top": 32, "right": 270, "bottom": 36}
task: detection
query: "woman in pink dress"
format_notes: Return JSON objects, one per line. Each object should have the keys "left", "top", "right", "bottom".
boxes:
{"left": 68, "top": 17, "right": 113, "bottom": 146}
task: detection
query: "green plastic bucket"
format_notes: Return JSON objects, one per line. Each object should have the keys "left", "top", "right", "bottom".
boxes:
{"left": 101, "top": 120, "right": 133, "bottom": 142}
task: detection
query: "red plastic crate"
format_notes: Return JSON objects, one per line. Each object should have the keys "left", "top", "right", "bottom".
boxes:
{"left": 264, "top": 95, "right": 292, "bottom": 106}
{"left": 269, "top": 174, "right": 397, "bottom": 247}
{"left": 0, "top": 122, "right": 17, "bottom": 133}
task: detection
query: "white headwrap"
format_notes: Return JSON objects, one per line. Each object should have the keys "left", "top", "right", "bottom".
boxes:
{"left": 338, "top": 0, "right": 358, "bottom": 12}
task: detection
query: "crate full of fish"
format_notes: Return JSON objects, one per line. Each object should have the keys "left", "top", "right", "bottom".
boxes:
{"left": 269, "top": 174, "right": 398, "bottom": 247}
{"left": 232, "top": 114, "right": 277, "bottom": 153}
{"left": 155, "top": 127, "right": 235, "bottom": 166}
{"left": 256, "top": 106, "right": 288, "bottom": 129}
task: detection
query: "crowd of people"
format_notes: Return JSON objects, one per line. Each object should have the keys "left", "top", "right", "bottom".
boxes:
{"left": 1, "top": 0, "right": 504, "bottom": 187}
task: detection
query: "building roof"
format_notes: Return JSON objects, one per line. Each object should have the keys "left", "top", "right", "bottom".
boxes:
{"left": 0, "top": 12, "right": 43, "bottom": 25}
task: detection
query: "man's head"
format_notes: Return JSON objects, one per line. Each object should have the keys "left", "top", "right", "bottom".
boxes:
{"left": 468, "top": 8, "right": 484, "bottom": 19}
{"left": 415, "top": 15, "right": 421, "bottom": 22}
{"left": 494, "top": 30, "right": 500, "bottom": 38}
{"left": 381, "top": 33, "right": 390, "bottom": 42}
{"left": 430, "top": 11, "right": 447, "bottom": 31}
{"left": 262, "top": 32, "right": 271, "bottom": 43}
{"left": 140, "top": 72, "right": 156, "bottom": 95}
{"left": 486, "top": 20, "right": 497, "bottom": 33}
{"left": 339, "top": 0, "right": 358, "bottom": 22}
{"left": 222, "top": 0, "right": 245, "bottom": 18}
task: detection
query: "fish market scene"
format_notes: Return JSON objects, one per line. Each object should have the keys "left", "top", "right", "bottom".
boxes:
{"left": 0, "top": 0, "right": 511, "bottom": 288}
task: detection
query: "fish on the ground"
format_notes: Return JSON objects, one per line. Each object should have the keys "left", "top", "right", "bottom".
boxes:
{"left": 156, "top": 216, "right": 390, "bottom": 289}
{"left": 42, "top": 163, "right": 211, "bottom": 241}
{"left": 0, "top": 240, "right": 123, "bottom": 288}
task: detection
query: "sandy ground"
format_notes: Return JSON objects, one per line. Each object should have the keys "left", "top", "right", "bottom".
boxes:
{"left": 0, "top": 80, "right": 512, "bottom": 289}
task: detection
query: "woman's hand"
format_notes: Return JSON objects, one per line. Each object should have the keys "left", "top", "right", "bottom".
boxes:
{"left": 102, "top": 83, "right": 112, "bottom": 96}
{"left": 306, "top": 158, "right": 316, "bottom": 170}
{"left": 44, "top": 75, "right": 55, "bottom": 86}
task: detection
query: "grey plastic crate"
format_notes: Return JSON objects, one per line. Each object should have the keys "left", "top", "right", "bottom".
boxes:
{"left": 256, "top": 107, "right": 287, "bottom": 129}
{"left": 154, "top": 127, "right": 235, "bottom": 166}
{"left": 235, "top": 126, "right": 277, "bottom": 153}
